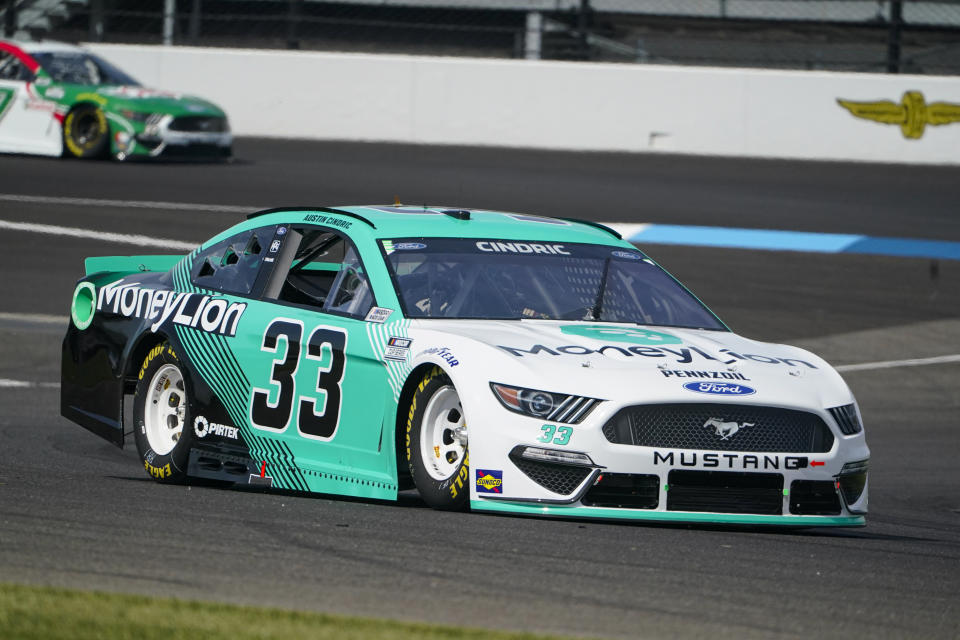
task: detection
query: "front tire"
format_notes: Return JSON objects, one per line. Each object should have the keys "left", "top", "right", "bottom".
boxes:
{"left": 133, "top": 343, "right": 192, "bottom": 483}
{"left": 406, "top": 367, "right": 469, "bottom": 510}
{"left": 63, "top": 105, "right": 109, "bottom": 159}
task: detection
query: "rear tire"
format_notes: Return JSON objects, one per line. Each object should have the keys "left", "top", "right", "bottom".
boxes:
{"left": 406, "top": 367, "right": 469, "bottom": 510}
{"left": 63, "top": 105, "right": 109, "bottom": 159}
{"left": 133, "top": 343, "right": 192, "bottom": 484}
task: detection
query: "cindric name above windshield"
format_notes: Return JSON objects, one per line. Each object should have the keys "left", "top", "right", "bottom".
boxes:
{"left": 476, "top": 241, "right": 570, "bottom": 255}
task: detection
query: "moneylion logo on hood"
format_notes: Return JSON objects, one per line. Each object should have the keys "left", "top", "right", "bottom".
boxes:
{"left": 560, "top": 325, "right": 681, "bottom": 346}
{"left": 837, "top": 91, "right": 960, "bottom": 140}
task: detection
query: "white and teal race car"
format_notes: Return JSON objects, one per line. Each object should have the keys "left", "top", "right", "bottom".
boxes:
{"left": 62, "top": 206, "right": 869, "bottom": 526}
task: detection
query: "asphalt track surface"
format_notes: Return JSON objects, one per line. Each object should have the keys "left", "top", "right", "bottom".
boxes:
{"left": 0, "top": 139, "right": 958, "bottom": 639}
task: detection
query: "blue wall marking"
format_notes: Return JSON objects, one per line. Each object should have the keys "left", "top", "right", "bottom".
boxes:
{"left": 623, "top": 225, "right": 960, "bottom": 261}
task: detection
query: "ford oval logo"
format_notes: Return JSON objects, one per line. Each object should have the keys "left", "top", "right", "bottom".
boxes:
{"left": 611, "top": 250, "right": 643, "bottom": 260}
{"left": 683, "top": 381, "right": 756, "bottom": 396}
{"left": 394, "top": 242, "right": 426, "bottom": 250}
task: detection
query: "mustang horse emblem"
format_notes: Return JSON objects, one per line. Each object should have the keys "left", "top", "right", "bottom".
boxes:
{"left": 704, "top": 417, "right": 754, "bottom": 440}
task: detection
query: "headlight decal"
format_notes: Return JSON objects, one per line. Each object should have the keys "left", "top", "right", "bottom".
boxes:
{"left": 490, "top": 383, "right": 601, "bottom": 424}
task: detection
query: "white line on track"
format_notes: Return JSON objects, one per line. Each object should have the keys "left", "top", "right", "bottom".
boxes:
{"left": 835, "top": 354, "right": 960, "bottom": 372}
{"left": 0, "top": 219, "right": 197, "bottom": 250}
{"left": 0, "top": 312, "right": 67, "bottom": 324}
{"left": 0, "top": 193, "right": 252, "bottom": 213}
{"left": 0, "top": 379, "right": 59, "bottom": 389}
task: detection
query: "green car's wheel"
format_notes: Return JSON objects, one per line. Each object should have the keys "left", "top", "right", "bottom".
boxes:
{"left": 406, "top": 367, "right": 470, "bottom": 510}
{"left": 63, "top": 104, "right": 109, "bottom": 159}
{"left": 133, "top": 343, "right": 192, "bottom": 484}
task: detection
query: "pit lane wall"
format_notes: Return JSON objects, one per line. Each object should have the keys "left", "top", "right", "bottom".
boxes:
{"left": 87, "top": 44, "right": 960, "bottom": 165}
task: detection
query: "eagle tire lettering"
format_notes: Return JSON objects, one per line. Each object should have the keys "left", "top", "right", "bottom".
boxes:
{"left": 132, "top": 341, "right": 192, "bottom": 484}
{"left": 405, "top": 367, "right": 469, "bottom": 511}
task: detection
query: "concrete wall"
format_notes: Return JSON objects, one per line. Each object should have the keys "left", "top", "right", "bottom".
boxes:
{"left": 88, "top": 43, "right": 960, "bottom": 164}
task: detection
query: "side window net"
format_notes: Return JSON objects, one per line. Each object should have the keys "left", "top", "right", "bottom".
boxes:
{"left": 266, "top": 228, "right": 374, "bottom": 318}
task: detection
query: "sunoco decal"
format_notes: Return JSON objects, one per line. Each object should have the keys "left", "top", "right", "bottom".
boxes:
{"left": 97, "top": 279, "right": 246, "bottom": 337}
{"left": 683, "top": 381, "right": 756, "bottom": 396}
{"left": 476, "top": 469, "right": 503, "bottom": 493}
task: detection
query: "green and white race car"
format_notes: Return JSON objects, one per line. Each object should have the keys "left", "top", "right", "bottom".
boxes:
{"left": 0, "top": 39, "right": 231, "bottom": 160}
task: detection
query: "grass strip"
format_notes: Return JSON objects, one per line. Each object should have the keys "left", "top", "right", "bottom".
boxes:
{"left": 0, "top": 582, "right": 582, "bottom": 640}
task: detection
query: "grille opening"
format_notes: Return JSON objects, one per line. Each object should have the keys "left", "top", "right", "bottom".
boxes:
{"left": 509, "top": 453, "right": 592, "bottom": 496}
{"left": 828, "top": 404, "right": 862, "bottom": 435}
{"left": 604, "top": 403, "right": 834, "bottom": 453}
{"left": 667, "top": 470, "right": 783, "bottom": 515}
{"left": 169, "top": 116, "right": 228, "bottom": 133}
{"left": 582, "top": 473, "right": 659, "bottom": 509}
{"left": 789, "top": 480, "right": 841, "bottom": 515}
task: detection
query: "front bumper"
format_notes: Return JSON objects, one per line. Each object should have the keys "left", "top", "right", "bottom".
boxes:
{"left": 469, "top": 398, "right": 869, "bottom": 527}
{"left": 110, "top": 113, "right": 233, "bottom": 160}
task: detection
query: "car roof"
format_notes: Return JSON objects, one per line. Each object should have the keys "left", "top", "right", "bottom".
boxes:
{"left": 248, "top": 205, "right": 626, "bottom": 244}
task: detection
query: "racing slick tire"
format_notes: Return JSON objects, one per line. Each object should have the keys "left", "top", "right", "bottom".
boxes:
{"left": 133, "top": 343, "right": 193, "bottom": 484}
{"left": 63, "top": 104, "right": 109, "bottom": 159}
{"left": 406, "top": 367, "right": 470, "bottom": 510}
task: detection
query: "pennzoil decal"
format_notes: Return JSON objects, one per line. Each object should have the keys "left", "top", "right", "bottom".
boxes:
{"left": 837, "top": 91, "right": 960, "bottom": 140}
{"left": 97, "top": 279, "right": 246, "bottom": 336}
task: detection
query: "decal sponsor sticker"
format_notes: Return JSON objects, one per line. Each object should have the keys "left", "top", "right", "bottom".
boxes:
{"left": 661, "top": 369, "right": 750, "bottom": 380}
{"left": 394, "top": 242, "right": 427, "bottom": 251}
{"left": 384, "top": 336, "right": 412, "bottom": 361}
{"left": 560, "top": 325, "right": 681, "bottom": 346}
{"left": 303, "top": 213, "right": 352, "bottom": 229}
{"left": 96, "top": 279, "right": 246, "bottom": 337}
{"left": 683, "top": 381, "right": 756, "bottom": 396}
{"left": 269, "top": 240, "right": 281, "bottom": 253}
{"left": 611, "top": 250, "right": 643, "bottom": 259}
{"left": 476, "top": 469, "right": 503, "bottom": 493}
{"left": 476, "top": 241, "right": 569, "bottom": 255}
{"left": 421, "top": 346, "right": 459, "bottom": 367}
{"left": 653, "top": 451, "right": 811, "bottom": 471}
{"left": 193, "top": 415, "right": 239, "bottom": 440}
{"left": 498, "top": 342, "right": 818, "bottom": 369}
{"left": 277, "top": 226, "right": 287, "bottom": 236}
{"left": 364, "top": 307, "right": 393, "bottom": 323}
{"left": 45, "top": 87, "right": 65, "bottom": 100}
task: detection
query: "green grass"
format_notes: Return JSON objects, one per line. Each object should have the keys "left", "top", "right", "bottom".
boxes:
{"left": 0, "top": 582, "right": 580, "bottom": 640}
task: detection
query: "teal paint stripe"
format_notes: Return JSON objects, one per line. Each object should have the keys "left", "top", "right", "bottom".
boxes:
{"left": 624, "top": 224, "right": 960, "bottom": 261}
{"left": 471, "top": 500, "right": 866, "bottom": 527}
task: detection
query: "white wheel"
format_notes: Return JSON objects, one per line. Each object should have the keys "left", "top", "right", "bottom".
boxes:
{"left": 143, "top": 364, "right": 186, "bottom": 456}
{"left": 418, "top": 385, "right": 468, "bottom": 481}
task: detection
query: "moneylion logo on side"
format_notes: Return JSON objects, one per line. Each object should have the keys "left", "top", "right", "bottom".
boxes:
{"left": 97, "top": 279, "right": 246, "bottom": 337}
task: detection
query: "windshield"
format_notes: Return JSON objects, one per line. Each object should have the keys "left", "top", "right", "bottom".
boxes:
{"left": 382, "top": 238, "right": 726, "bottom": 329}
{"left": 33, "top": 52, "right": 139, "bottom": 86}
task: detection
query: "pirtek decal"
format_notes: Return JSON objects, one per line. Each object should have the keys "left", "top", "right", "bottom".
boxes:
{"left": 97, "top": 279, "right": 246, "bottom": 337}
{"left": 498, "top": 343, "right": 817, "bottom": 368}
{"left": 837, "top": 91, "right": 960, "bottom": 140}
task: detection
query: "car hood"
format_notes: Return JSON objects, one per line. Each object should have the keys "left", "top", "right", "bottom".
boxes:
{"left": 96, "top": 86, "right": 226, "bottom": 117}
{"left": 409, "top": 319, "right": 852, "bottom": 409}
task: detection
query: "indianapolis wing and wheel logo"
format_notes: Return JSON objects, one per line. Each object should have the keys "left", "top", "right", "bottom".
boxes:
{"left": 837, "top": 91, "right": 960, "bottom": 139}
